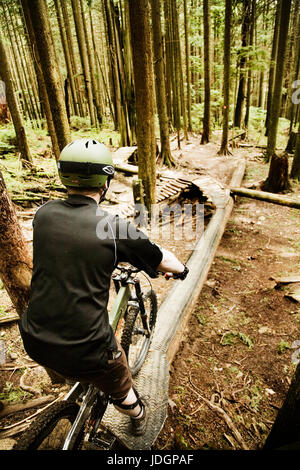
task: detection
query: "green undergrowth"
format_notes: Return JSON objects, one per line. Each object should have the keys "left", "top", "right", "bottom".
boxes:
{"left": 0, "top": 119, "right": 121, "bottom": 196}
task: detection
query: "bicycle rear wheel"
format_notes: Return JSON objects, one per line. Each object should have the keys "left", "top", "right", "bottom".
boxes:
{"left": 13, "top": 401, "right": 84, "bottom": 450}
{"left": 121, "top": 289, "right": 157, "bottom": 376}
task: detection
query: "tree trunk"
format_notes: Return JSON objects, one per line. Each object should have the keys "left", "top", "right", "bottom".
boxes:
{"left": 234, "top": 0, "right": 251, "bottom": 129}
{"left": 183, "top": 0, "right": 192, "bottom": 132}
{"left": 21, "top": 0, "right": 60, "bottom": 160}
{"left": 201, "top": 0, "right": 211, "bottom": 144}
{"left": 173, "top": 0, "right": 188, "bottom": 142}
{"left": 291, "top": 129, "right": 300, "bottom": 180}
{"left": 150, "top": 0, "right": 174, "bottom": 167}
{"left": 80, "top": 0, "right": 102, "bottom": 125}
{"left": 53, "top": 0, "right": 79, "bottom": 117}
{"left": 261, "top": 153, "right": 291, "bottom": 193}
{"left": 0, "top": 172, "right": 32, "bottom": 317}
{"left": 265, "top": 0, "right": 292, "bottom": 162}
{"left": 264, "top": 362, "right": 300, "bottom": 450}
{"left": 244, "top": 0, "right": 255, "bottom": 131}
{"left": 60, "top": 0, "right": 84, "bottom": 117}
{"left": 128, "top": 0, "right": 156, "bottom": 212}
{"left": 71, "top": 0, "right": 96, "bottom": 127}
{"left": 218, "top": 0, "right": 232, "bottom": 155}
{"left": 265, "top": 0, "right": 282, "bottom": 136}
{"left": 21, "top": 0, "right": 71, "bottom": 152}
{"left": 0, "top": 32, "right": 32, "bottom": 164}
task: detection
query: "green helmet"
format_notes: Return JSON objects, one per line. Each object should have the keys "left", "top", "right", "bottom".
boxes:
{"left": 57, "top": 139, "right": 115, "bottom": 188}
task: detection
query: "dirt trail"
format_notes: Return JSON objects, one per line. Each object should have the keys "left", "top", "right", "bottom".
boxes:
{"left": 153, "top": 154, "right": 300, "bottom": 450}
{"left": 0, "top": 140, "right": 299, "bottom": 450}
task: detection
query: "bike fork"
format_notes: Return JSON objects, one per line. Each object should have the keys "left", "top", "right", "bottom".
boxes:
{"left": 133, "top": 279, "right": 151, "bottom": 336}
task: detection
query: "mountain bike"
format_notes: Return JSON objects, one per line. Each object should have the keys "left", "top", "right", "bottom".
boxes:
{"left": 13, "top": 265, "right": 157, "bottom": 450}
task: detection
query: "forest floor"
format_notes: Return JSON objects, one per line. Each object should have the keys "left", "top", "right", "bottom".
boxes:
{"left": 0, "top": 131, "right": 299, "bottom": 451}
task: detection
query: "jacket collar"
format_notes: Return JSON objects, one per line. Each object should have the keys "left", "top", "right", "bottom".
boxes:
{"left": 66, "top": 194, "right": 98, "bottom": 206}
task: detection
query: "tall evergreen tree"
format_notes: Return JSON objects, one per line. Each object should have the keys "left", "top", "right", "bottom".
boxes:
{"left": 0, "top": 31, "right": 32, "bottom": 164}
{"left": 150, "top": 0, "right": 173, "bottom": 167}
{"left": 21, "top": 0, "right": 71, "bottom": 152}
{"left": 218, "top": 0, "right": 232, "bottom": 155}
{"left": 201, "top": 0, "right": 211, "bottom": 144}
{"left": 265, "top": 0, "right": 292, "bottom": 162}
{"left": 128, "top": 0, "right": 157, "bottom": 212}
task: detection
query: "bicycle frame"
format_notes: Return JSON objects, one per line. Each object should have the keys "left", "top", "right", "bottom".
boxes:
{"left": 61, "top": 266, "right": 148, "bottom": 450}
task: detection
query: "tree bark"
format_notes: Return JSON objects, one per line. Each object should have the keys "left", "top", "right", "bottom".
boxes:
{"left": 261, "top": 153, "right": 291, "bottom": 193}
{"left": 291, "top": 129, "right": 300, "bottom": 180}
{"left": 128, "top": 0, "right": 157, "bottom": 212}
{"left": 53, "top": 0, "right": 79, "bottom": 117}
{"left": 264, "top": 362, "right": 300, "bottom": 450}
{"left": 265, "top": 0, "right": 282, "bottom": 136}
{"left": 183, "top": 0, "right": 192, "bottom": 132}
{"left": 0, "top": 32, "right": 32, "bottom": 164}
{"left": 0, "top": 172, "right": 32, "bottom": 317}
{"left": 234, "top": 0, "right": 251, "bottom": 129}
{"left": 71, "top": 0, "right": 96, "bottom": 128}
{"left": 150, "top": 0, "right": 173, "bottom": 167}
{"left": 244, "top": 0, "right": 255, "bottom": 131}
{"left": 21, "top": 0, "right": 60, "bottom": 160}
{"left": 218, "top": 0, "right": 232, "bottom": 155}
{"left": 201, "top": 0, "right": 211, "bottom": 144}
{"left": 265, "top": 0, "right": 291, "bottom": 161}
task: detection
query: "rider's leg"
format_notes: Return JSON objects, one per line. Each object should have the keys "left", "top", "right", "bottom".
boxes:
{"left": 111, "top": 387, "right": 144, "bottom": 418}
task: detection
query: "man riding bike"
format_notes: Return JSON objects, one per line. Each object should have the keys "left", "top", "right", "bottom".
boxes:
{"left": 19, "top": 139, "right": 188, "bottom": 436}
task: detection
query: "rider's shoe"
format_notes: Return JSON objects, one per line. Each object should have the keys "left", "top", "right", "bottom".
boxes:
{"left": 130, "top": 401, "right": 149, "bottom": 436}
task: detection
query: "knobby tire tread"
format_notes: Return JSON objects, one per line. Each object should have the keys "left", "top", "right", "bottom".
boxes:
{"left": 13, "top": 401, "right": 84, "bottom": 450}
{"left": 120, "top": 290, "right": 157, "bottom": 375}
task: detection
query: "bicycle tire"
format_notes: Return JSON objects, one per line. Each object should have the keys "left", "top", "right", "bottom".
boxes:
{"left": 121, "top": 289, "right": 157, "bottom": 376}
{"left": 13, "top": 401, "right": 85, "bottom": 450}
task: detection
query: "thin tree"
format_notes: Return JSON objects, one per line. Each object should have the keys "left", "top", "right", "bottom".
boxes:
{"left": 53, "top": 0, "right": 79, "bottom": 117}
{"left": 21, "top": 0, "right": 71, "bottom": 152}
{"left": 234, "top": 0, "right": 251, "bottom": 129}
{"left": 150, "top": 0, "right": 174, "bottom": 167}
{"left": 291, "top": 124, "right": 300, "bottom": 180}
{"left": 244, "top": 0, "right": 255, "bottom": 132}
{"left": 265, "top": 0, "right": 282, "bottom": 136}
{"left": 218, "top": 0, "right": 232, "bottom": 155}
{"left": 21, "top": 0, "right": 60, "bottom": 160}
{"left": 128, "top": 0, "right": 157, "bottom": 212}
{"left": 0, "top": 32, "right": 32, "bottom": 164}
{"left": 183, "top": 0, "right": 192, "bottom": 132}
{"left": 71, "top": 0, "right": 96, "bottom": 127}
{"left": 265, "top": 0, "right": 292, "bottom": 163}
{"left": 201, "top": 0, "right": 211, "bottom": 144}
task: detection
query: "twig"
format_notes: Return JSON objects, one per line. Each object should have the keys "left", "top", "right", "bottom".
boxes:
{"left": 0, "top": 362, "right": 39, "bottom": 371}
{"left": 20, "top": 369, "right": 41, "bottom": 396}
{"left": 0, "top": 395, "right": 61, "bottom": 432}
{"left": 187, "top": 375, "right": 249, "bottom": 450}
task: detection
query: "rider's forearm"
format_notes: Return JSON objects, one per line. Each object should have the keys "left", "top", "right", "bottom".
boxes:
{"left": 157, "top": 248, "right": 185, "bottom": 274}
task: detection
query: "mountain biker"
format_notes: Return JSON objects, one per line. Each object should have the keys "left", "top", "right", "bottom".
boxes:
{"left": 18, "top": 139, "right": 189, "bottom": 437}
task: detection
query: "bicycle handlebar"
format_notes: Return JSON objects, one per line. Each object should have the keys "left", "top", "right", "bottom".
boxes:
{"left": 115, "top": 264, "right": 189, "bottom": 281}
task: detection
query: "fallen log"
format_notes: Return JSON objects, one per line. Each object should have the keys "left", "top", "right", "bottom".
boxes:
{"left": 230, "top": 187, "right": 300, "bottom": 209}
{"left": 0, "top": 395, "right": 55, "bottom": 418}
